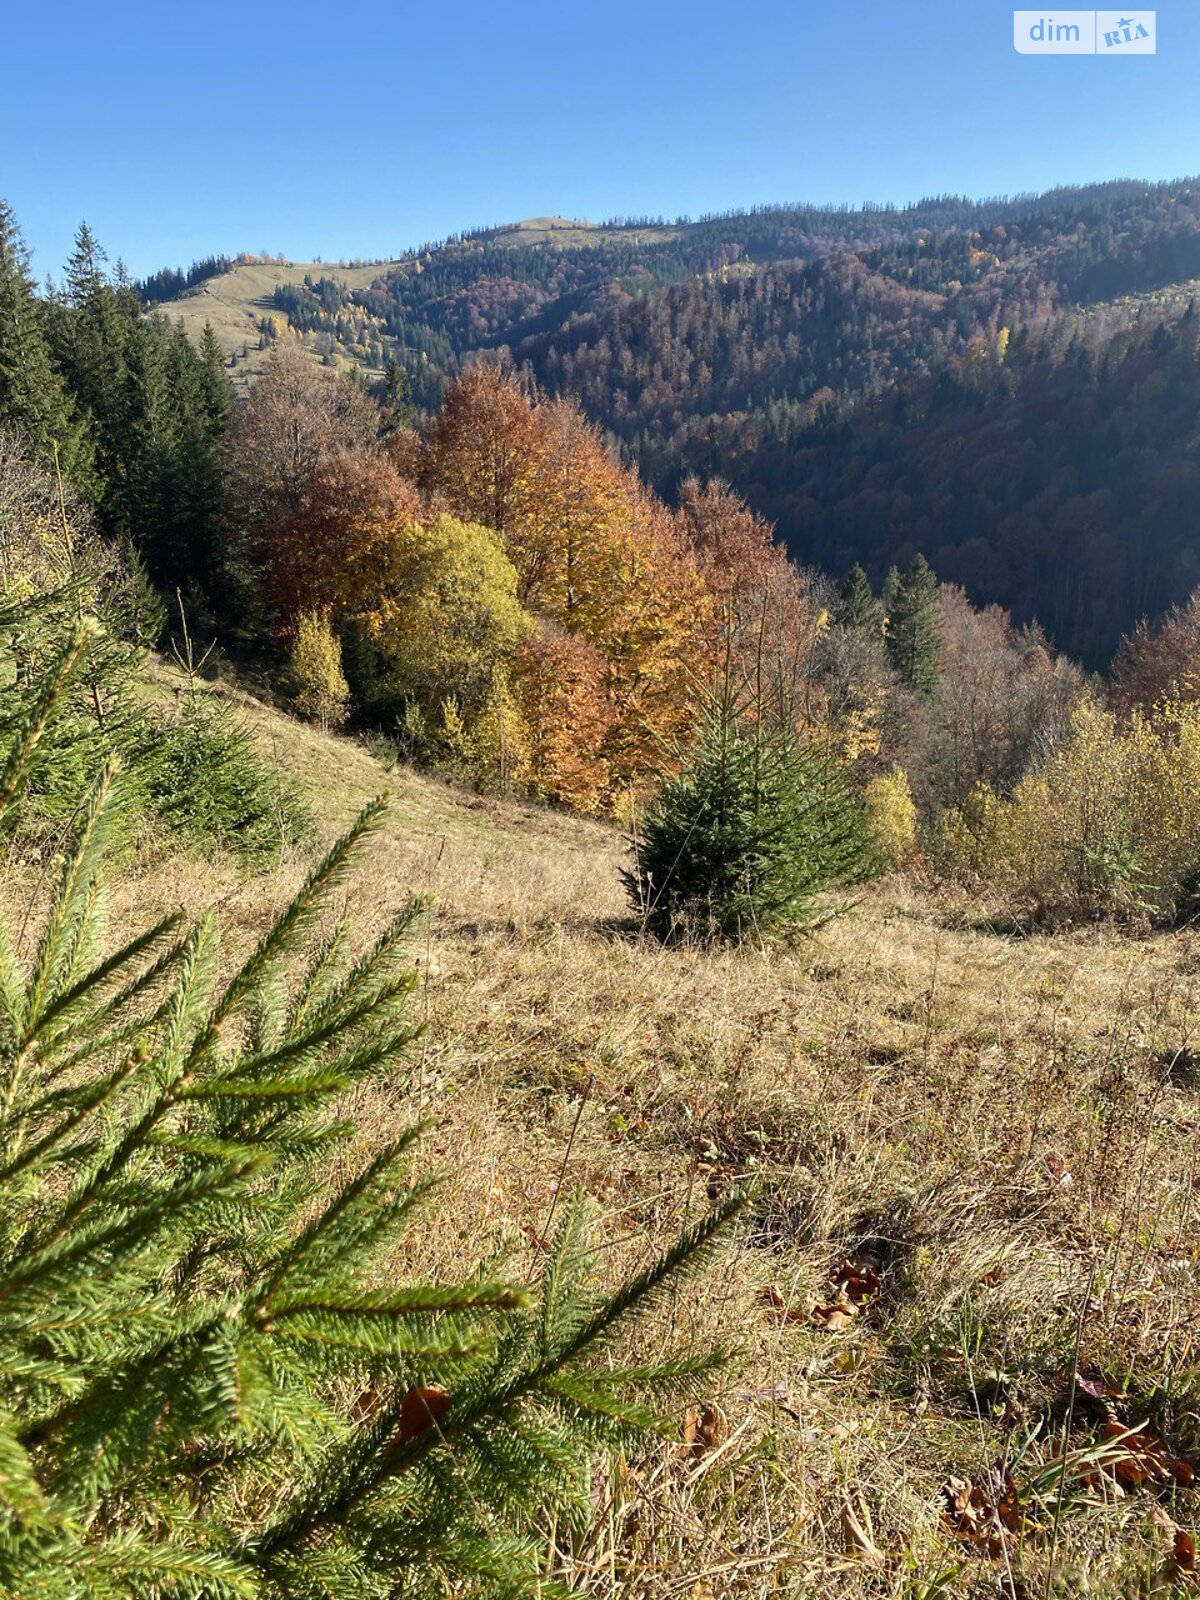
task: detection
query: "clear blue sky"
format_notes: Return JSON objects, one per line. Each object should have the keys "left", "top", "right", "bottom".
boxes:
{"left": 3, "top": 0, "right": 1197, "bottom": 280}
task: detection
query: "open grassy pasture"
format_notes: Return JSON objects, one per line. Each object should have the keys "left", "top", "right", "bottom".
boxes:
{"left": 153, "top": 257, "right": 403, "bottom": 387}
{"left": 63, "top": 677, "right": 1200, "bottom": 1595}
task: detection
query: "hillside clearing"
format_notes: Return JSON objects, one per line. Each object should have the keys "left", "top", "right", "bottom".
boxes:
{"left": 92, "top": 672, "right": 1200, "bottom": 1595}
{"left": 148, "top": 216, "right": 683, "bottom": 390}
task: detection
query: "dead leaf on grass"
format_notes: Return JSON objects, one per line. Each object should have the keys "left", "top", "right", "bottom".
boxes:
{"left": 757, "top": 1283, "right": 807, "bottom": 1325}
{"left": 1175, "top": 1528, "right": 1197, "bottom": 1572}
{"left": 1148, "top": 1506, "right": 1198, "bottom": 1574}
{"left": 1099, "top": 1419, "right": 1194, "bottom": 1489}
{"left": 810, "top": 1257, "right": 885, "bottom": 1331}
{"left": 841, "top": 1493, "right": 886, "bottom": 1564}
{"left": 390, "top": 1384, "right": 451, "bottom": 1450}
{"left": 680, "top": 1402, "right": 726, "bottom": 1453}
{"left": 941, "top": 1463, "right": 1021, "bottom": 1557}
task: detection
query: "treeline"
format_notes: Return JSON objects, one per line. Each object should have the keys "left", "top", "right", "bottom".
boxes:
{"left": 0, "top": 205, "right": 230, "bottom": 596}
{"left": 211, "top": 350, "right": 1087, "bottom": 833}
{"left": 136, "top": 253, "right": 235, "bottom": 304}
{"left": 218, "top": 351, "right": 1200, "bottom": 929}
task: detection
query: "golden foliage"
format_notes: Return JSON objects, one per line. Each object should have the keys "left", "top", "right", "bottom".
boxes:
{"left": 938, "top": 698, "right": 1200, "bottom": 915}
{"left": 864, "top": 765, "right": 918, "bottom": 870}
{"left": 362, "top": 513, "right": 532, "bottom": 720}
{"left": 467, "top": 666, "right": 531, "bottom": 795}
{"left": 287, "top": 610, "right": 350, "bottom": 729}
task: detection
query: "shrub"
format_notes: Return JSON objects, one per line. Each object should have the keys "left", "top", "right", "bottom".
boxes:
{"left": 625, "top": 702, "right": 873, "bottom": 945}
{"left": 935, "top": 699, "right": 1200, "bottom": 918}
{"left": 865, "top": 764, "right": 919, "bottom": 870}
{"left": 138, "top": 691, "right": 308, "bottom": 863}
{"left": 0, "top": 624, "right": 742, "bottom": 1597}
{"left": 0, "top": 624, "right": 308, "bottom": 863}
{"left": 288, "top": 610, "right": 350, "bottom": 728}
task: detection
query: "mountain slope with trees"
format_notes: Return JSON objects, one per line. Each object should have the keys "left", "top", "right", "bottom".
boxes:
{"left": 143, "top": 176, "right": 1200, "bottom": 661}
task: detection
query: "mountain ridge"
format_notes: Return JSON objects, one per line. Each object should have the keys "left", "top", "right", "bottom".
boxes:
{"left": 145, "top": 177, "right": 1200, "bottom": 662}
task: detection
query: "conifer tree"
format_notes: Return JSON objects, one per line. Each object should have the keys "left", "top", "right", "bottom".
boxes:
{"left": 626, "top": 671, "right": 873, "bottom": 944}
{"left": 45, "top": 220, "right": 232, "bottom": 596}
{"left": 0, "top": 202, "right": 91, "bottom": 483}
{"left": 835, "top": 563, "right": 881, "bottom": 633}
{"left": 884, "top": 553, "right": 942, "bottom": 694}
{"left": 55, "top": 222, "right": 129, "bottom": 450}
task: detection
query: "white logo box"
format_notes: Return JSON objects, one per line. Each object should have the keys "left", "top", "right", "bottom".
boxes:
{"left": 1013, "top": 11, "right": 1156, "bottom": 53}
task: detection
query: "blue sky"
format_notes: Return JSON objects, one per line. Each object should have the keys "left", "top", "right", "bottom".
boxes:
{"left": 3, "top": 0, "right": 1197, "bottom": 280}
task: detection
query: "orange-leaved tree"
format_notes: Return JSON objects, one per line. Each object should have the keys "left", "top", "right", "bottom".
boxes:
{"left": 220, "top": 348, "right": 379, "bottom": 626}
{"left": 514, "top": 626, "right": 615, "bottom": 813}
{"left": 265, "top": 448, "right": 424, "bottom": 629}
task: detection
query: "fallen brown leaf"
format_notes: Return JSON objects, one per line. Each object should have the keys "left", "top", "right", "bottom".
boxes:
{"left": 390, "top": 1384, "right": 452, "bottom": 1450}
{"left": 941, "top": 1463, "right": 1021, "bottom": 1557}
{"left": 1099, "top": 1419, "right": 1194, "bottom": 1491}
{"left": 681, "top": 1402, "right": 726, "bottom": 1452}
{"left": 810, "top": 1299, "right": 857, "bottom": 1330}
{"left": 841, "top": 1494, "right": 886, "bottom": 1564}
{"left": 758, "top": 1283, "right": 806, "bottom": 1325}
{"left": 1175, "top": 1529, "right": 1196, "bottom": 1573}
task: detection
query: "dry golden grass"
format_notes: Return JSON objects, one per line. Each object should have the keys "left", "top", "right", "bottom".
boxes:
{"left": 44, "top": 680, "right": 1200, "bottom": 1596}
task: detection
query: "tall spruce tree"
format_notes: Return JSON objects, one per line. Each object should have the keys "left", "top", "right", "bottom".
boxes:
{"left": 884, "top": 553, "right": 942, "bottom": 694}
{"left": 835, "top": 563, "right": 881, "bottom": 633}
{"left": 0, "top": 202, "right": 92, "bottom": 483}
{"left": 45, "top": 219, "right": 232, "bottom": 596}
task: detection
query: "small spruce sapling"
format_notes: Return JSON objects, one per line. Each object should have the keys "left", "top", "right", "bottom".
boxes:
{"left": 0, "top": 620, "right": 743, "bottom": 1598}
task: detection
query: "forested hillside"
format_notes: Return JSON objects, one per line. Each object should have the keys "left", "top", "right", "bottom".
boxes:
{"left": 144, "top": 178, "right": 1200, "bottom": 662}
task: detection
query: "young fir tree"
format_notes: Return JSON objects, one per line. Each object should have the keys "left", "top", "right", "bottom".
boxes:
{"left": 884, "top": 553, "right": 942, "bottom": 695}
{"left": 0, "top": 202, "right": 92, "bottom": 484}
{"left": 626, "top": 672, "right": 873, "bottom": 946}
{"left": 0, "top": 617, "right": 741, "bottom": 1598}
{"left": 0, "top": 437, "right": 300, "bottom": 860}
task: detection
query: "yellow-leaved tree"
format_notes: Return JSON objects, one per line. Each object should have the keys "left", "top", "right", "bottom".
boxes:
{"left": 288, "top": 610, "right": 350, "bottom": 729}
{"left": 865, "top": 765, "right": 919, "bottom": 870}
{"left": 361, "top": 512, "right": 532, "bottom": 732}
{"left": 937, "top": 698, "right": 1200, "bottom": 917}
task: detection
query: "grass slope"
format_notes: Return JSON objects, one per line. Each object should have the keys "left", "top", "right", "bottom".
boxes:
{"left": 154, "top": 257, "right": 404, "bottom": 388}
{"left": 81, "top": 672, "right": 1200, "bottom": 1592}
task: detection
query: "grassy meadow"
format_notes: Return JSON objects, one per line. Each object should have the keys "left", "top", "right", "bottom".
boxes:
{"left": 59, "top": 664, "right": 1200, "bottom": 1598}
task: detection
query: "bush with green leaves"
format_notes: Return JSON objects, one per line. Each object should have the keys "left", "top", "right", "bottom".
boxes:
{"left": 626, "top": 698, "right": 873, "bottom": 944}
{"left": 0, "top": 624, "right": 741, "bottom": 1598}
